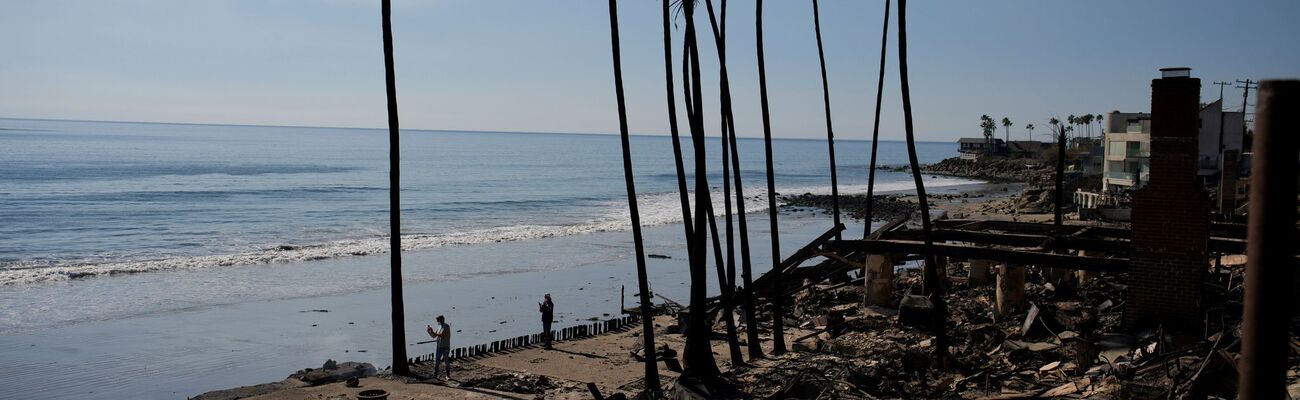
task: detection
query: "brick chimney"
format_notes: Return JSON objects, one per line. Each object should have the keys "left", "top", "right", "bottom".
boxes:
{"left": 1125, "top": 68, "right": 1211, "bottom": 331}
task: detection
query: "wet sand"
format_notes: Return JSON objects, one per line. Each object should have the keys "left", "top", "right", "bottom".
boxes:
{"left": 0, "top": 211, "right": 864, "bottom": 400}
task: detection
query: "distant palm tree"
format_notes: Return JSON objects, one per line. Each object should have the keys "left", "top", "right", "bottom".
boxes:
{"left": 1095, "top": 114, "right": 1104, "bottom": 136}
{"left": 979, "top": 115, "right": 995, "bottom": 144}
{"left": 1025, "top": 123, "right": 1035, "bottom": 142}
{"left": 379, "top": 0, "right": 410, "bottom": 376}
{"left": 1001, "top": 117, "right": 1013, "bottom": 142}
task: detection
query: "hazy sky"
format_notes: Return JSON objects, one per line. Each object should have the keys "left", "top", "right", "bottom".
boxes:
{"left": 2, "top": 0, "right": 1297, "bottom": 141}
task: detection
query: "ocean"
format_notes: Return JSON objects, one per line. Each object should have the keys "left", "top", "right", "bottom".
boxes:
{"left": 0, "top": 118, "right": 974, "bottom": 398}
{"left": 0, "top": 118, "right": 964, "bottom": 287}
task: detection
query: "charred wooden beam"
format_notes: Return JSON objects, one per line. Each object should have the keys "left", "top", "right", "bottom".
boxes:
{"left": 883, "top": 229, "right": 1130, "bottom": 254}
{"left": 826, "top": 239, "right": 1129, "bottom": 272}
{"left": 751, "top": 224, "right": 845, "bottom": 291}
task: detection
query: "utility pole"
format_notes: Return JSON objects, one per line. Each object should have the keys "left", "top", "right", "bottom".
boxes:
{"left": 1237, "top": 79, "right": 1258, "bottom": 137}
{"left": 1213, "top": 81, "right": 1230, "bottom": 153}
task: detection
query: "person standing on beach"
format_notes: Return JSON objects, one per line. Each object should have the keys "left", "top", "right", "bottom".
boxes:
{"left": 539, "top": 294, "right": 554, "bottom": 349}
{"left": 425, "top": 315, "right": 451, "bottom": 379}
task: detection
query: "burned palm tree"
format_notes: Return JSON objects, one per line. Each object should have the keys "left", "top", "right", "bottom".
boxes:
{"left": 661, "top": 0, "right": 696, "bottom": 270}
{"left": 1050, "top": 117, "right": 1066, "bottom": 228}
{"left": 897, "top": 0, "right": 949, "bottom": 361}
{"left": 812, "top": 0, "right": 842, "bottom": 239}
{"left": 862, "top": 0, "right": 891, "bottom": 235}
{"left": 379, "top": 0, "right": 410, "bottom": 376}
{"left": 680, "top": 0, "right": 723, "bottom": 381}
{"left": 607, "top": 0, "right": 662, "bottom": 393}
{"left": 703, "top": 0, "right": 763, "bottom": 360}
{"left": 700, "top": 0, "right": 745, "bottom": 365}
{"left": 755, "top": 0, "right": 787, "bottom": 354}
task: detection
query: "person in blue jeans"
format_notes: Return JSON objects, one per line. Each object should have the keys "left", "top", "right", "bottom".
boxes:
{"left": 425, "top": 315, "right": 452, "bottom": 379}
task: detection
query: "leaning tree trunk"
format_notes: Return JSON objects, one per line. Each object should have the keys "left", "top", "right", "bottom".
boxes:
{"left": 379, "top": 0, "right": 410, "bottom": 376}
{"left": 705, "top": 203, "right": 743, "bottom": 365}
{"left": 704, "top": 0, "right": 763, "bottom": 360}
{"left": 661, "top": 0, "right": 696, "bottom": 270}
{"left": 897, "top": 0, "right": 949, "bottom": 361}
{"left": 862, "top": 0, "right": 891, "bottom": 235}
{"left": 607, "top": 0, "right": 662, "bottom": 393}
{"left": 812, "top": 0, "right": 842, "bottom": 240}
{"left": 755, "top": 0, "right": 787, "bottom": 355}
{"left": 681, "top": 0, "right": 722, "bottom": 381}
{"left": 703, "top": 0, "right": 747, "bottom": 365}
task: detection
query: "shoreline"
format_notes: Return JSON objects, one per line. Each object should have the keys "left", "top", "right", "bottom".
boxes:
{"left": 0, "top": 177, "right": 1012, "bottom": 399}
{"left": 188, "top": 179, "right": 1068, "bottom": 399}
{"left": 2, "top": 208, "right": 868, "bottom": 399}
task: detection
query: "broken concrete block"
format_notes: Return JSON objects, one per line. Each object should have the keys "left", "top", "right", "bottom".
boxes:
{"left": 898, "top": 294, "right": 935, "bottom": 327}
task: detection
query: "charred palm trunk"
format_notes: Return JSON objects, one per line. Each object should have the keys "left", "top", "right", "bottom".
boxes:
{"left": 1055, "top": 124, "right": 1066, "bottom": 228}
{"left": 380, "top": 0, "right": 410, "bottom": 376}
{"left": 662, "top": 0, "right": 696, "bottom": 261}
{"left": 897, "top": 0, "right": 948, "bottom": 361}
{"left": 862, "top": 0, "right": 891, "bottom": 236}
{"left": 704, "top": 0, "right": 763, "bottom": 361}
{"left": 705, "top": 203, "right": 743, "bottom": 365}
{"left": 681, "top": 0, "right": 722, "bottom": 380}
{"left": 607, "top": 0, "right": 662, "bottom": 393}
{"left": 812, "top": 0, "right": 841, "bottom": 240}
{"left": 755, "top": 0, "right": 787, "bottom": 354}
{"left": 703, "top": 0, "right": 746, "bottom": 366}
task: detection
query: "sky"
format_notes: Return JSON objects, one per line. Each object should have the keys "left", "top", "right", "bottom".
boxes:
{"left": 1, "top": 0, "right": 1297, "bottom": 141}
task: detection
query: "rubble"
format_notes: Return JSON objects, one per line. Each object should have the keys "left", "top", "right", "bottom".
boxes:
{"left": 711, "top": 256, "right": 1290, "bottom": 399}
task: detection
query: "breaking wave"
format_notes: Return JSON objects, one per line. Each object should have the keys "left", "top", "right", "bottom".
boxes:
{"left": 0, "top": 177, "right": 980, "bottom": 286}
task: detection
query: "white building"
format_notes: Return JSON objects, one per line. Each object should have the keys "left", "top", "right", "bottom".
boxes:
{"left": 1102, "top": 111, "right": 1151, "bottom": 192}
{"left": 1101, "top": 101, "right": 1246, "bottom": 192}
{"left": 1197, "top": 99, "right": 1245, "bottom": 177}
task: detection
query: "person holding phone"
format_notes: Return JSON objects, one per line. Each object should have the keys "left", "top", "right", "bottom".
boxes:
{"left": 425, "top": 315, "right": 452, "bottom": 379}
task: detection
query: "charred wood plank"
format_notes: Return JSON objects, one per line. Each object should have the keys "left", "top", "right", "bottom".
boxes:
{"left": 826, "top": 239, "right": 1129, "bottom": 272}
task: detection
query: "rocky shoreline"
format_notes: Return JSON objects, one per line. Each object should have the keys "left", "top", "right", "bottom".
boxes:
{"left": 916, "top": 157, "right": 1053, "bottom": 185}
{"left": 781, "top": 192, "right": 921, "bottom": 222}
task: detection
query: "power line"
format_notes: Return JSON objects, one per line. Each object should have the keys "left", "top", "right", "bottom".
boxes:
{"left": 1236, "top": 79, "right": 1257, "bottom": 133}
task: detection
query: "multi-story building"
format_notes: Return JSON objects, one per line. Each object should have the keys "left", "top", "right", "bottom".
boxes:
{"left": 1101, "top": 111, "right": 1151, "bottom": 192}
{"left": 1196, "top": 99, "right": 1245, "bottom": 177}
{"left": 1102, "top": 99, "right": 1245, "bottom": 192}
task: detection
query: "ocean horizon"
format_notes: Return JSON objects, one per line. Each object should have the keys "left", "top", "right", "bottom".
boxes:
{"left": 0, "top": 117, "right": 968, "bottom": 288}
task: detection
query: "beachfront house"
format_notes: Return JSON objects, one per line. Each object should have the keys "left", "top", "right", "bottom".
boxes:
{"left": 957, "top": 137, "right": 1005, "bottom": 159}
{"left": 1102, "top": 111, "right": 1152, "bottom": 192}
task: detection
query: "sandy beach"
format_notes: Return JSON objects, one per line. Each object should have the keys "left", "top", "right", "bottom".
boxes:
{"left": 1, "top": 206, "right": 870, "bottom": 399}
{"left": 182, "top": 181, "right": 1039, "bottom": 399}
